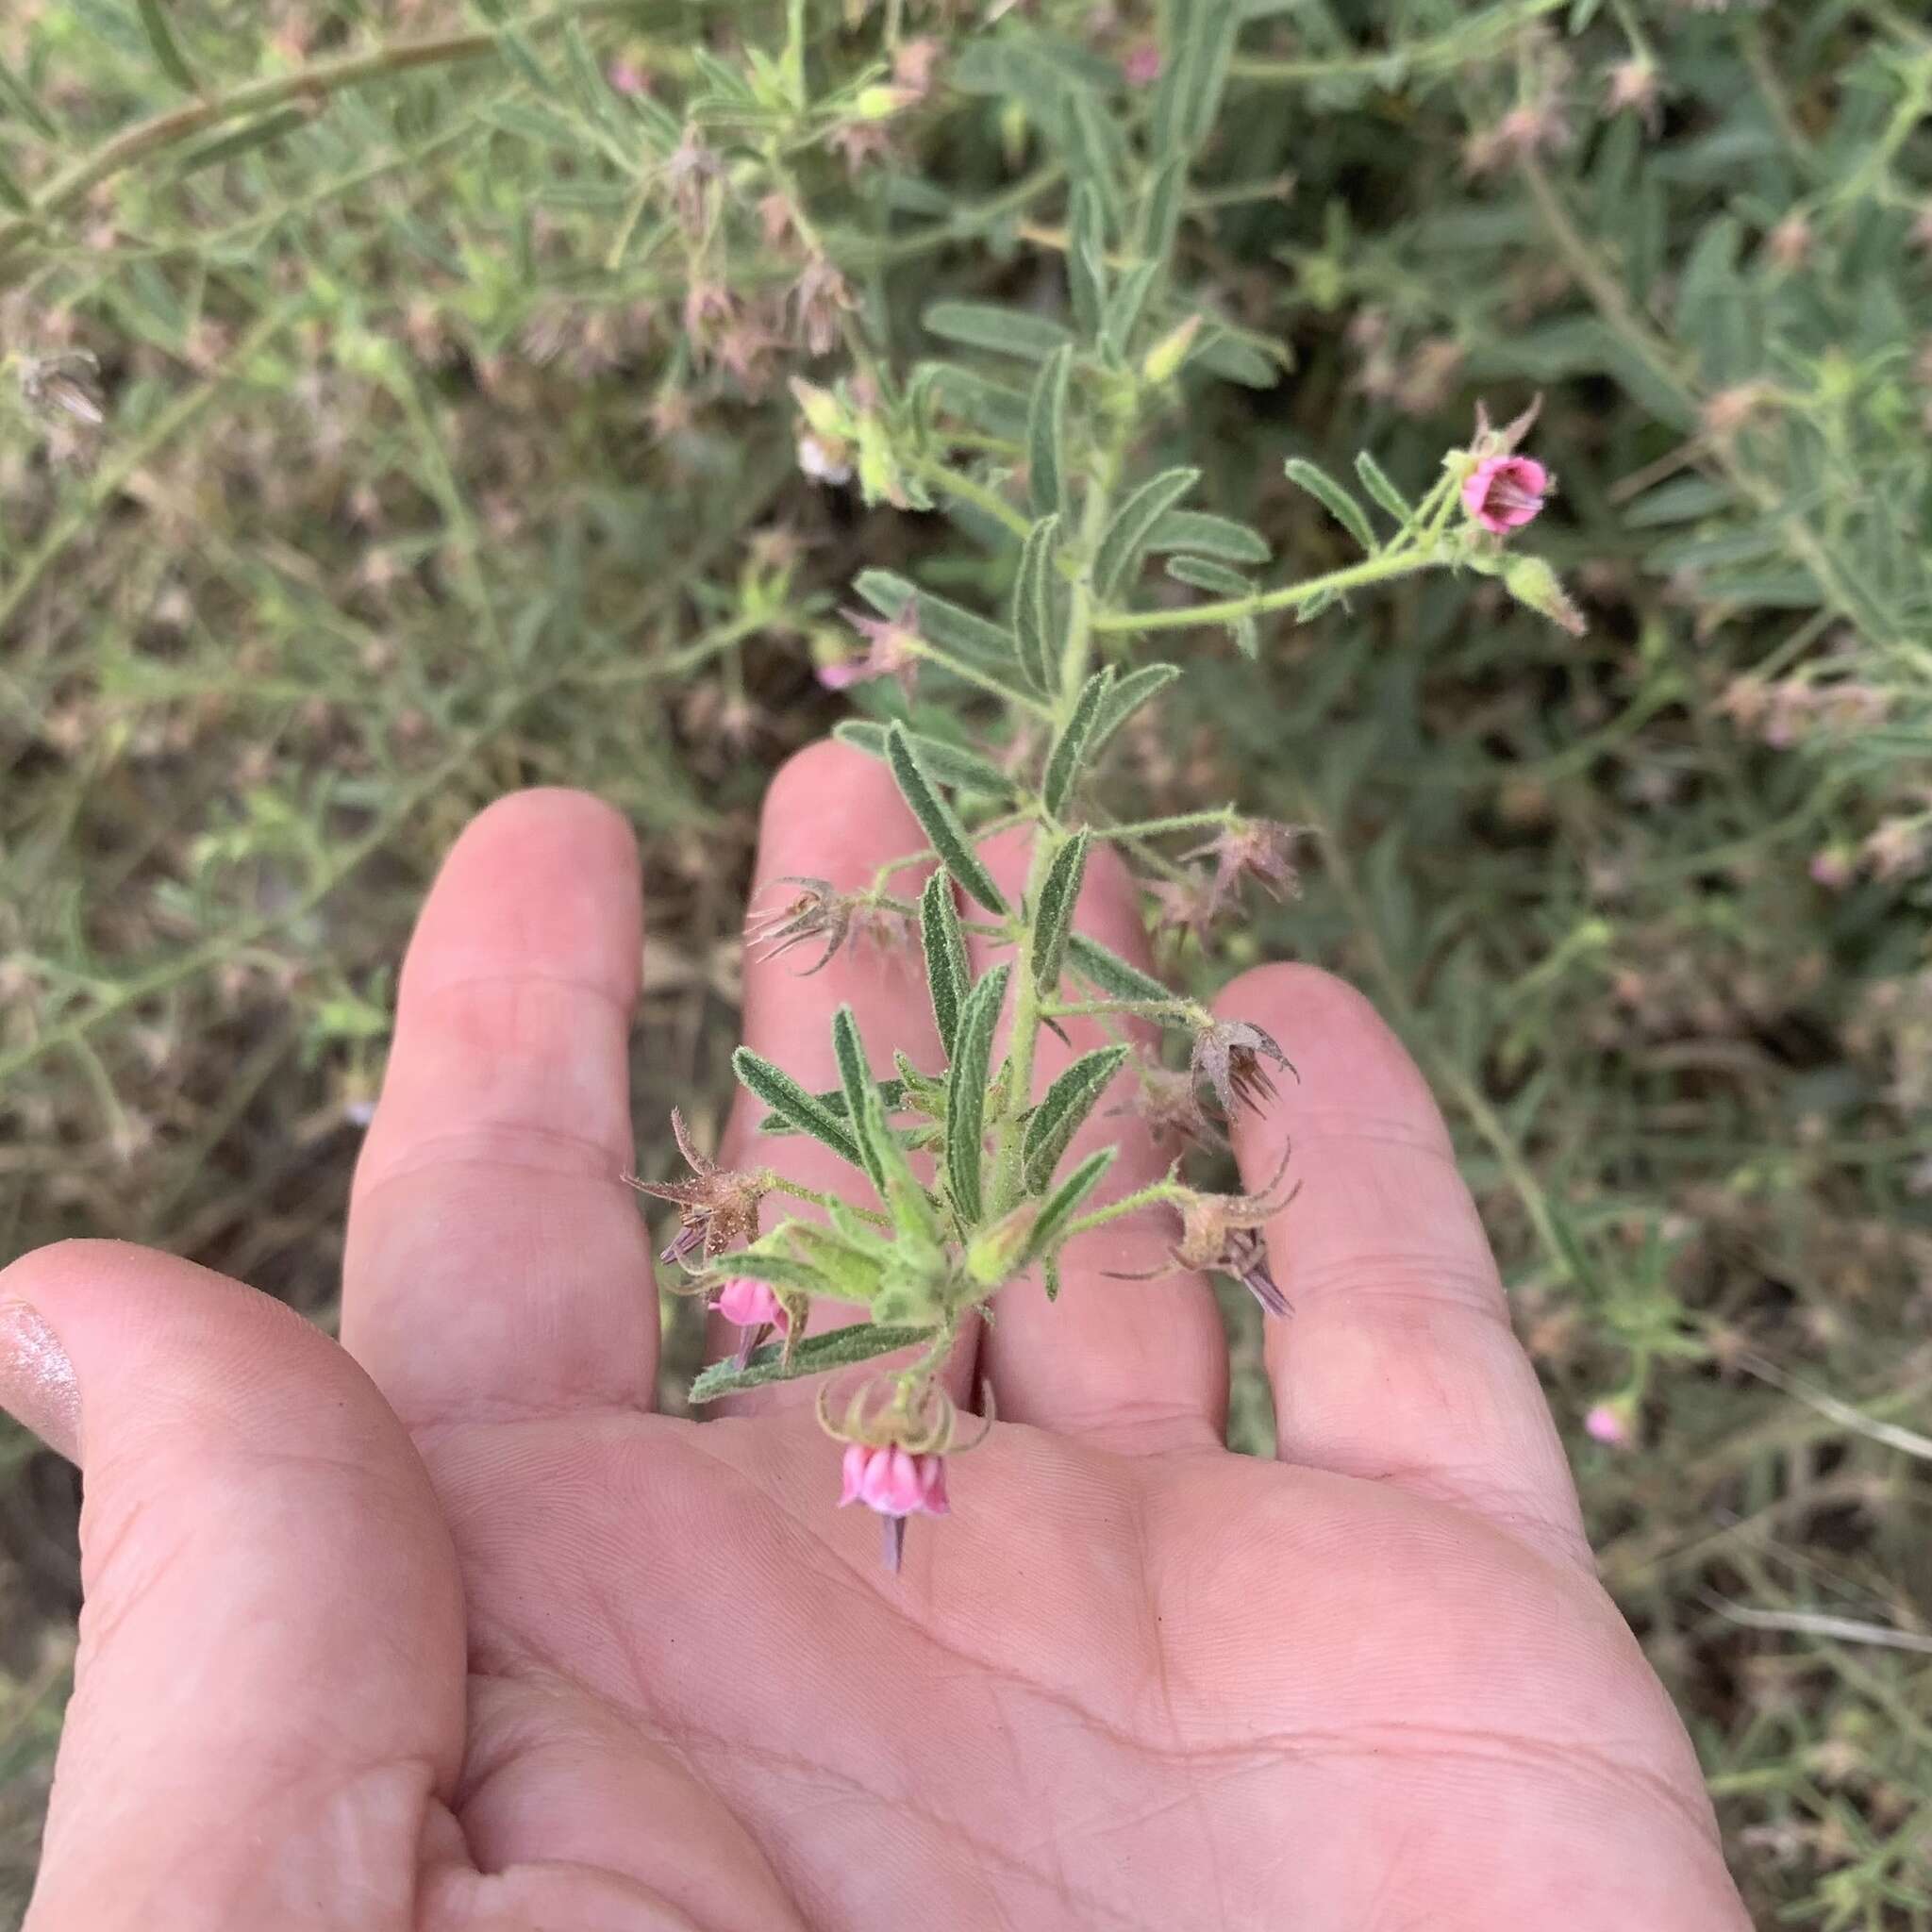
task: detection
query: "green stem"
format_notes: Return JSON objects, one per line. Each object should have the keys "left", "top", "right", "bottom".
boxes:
{"left": 908, "top": 639, "right": 1057, "bottom": 718}
{"left": 1061, "top": 1178, "right": 1188, "bottom": 1242}
{"left": 910, "top": 456, "right": 1032, "bottom": 539}
{"left": 988, "top": 832, "right": 1059, "bottom": 1219}
{"left": 1091, "top": 542, "right": 1442, "bottom": 635}
{"left": 764, "top": 1174, "right": 891, "bottom": 1227}
{"left": 1227, "top": 0, "right": 1567, "bottom": 86}
{"left": 1043, "top": 997, "right": 1208, "bottom": 1025}
{"left": 1091, "top": 808, "right": 1238, "bottom": 841}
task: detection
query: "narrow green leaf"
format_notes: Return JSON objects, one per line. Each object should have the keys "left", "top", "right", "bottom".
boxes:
{"left": 831, "top": 1006, "right": 887, "bottom": 1197}
{"left": 1139, "top": 155, "right": 1185, "bottom": 265}
{"left": 1086, "top": 662, "right": 1180, "bottom": 761}
{"left": 1068, "top": 932, "right": 1175, "bottom": 1007}
{"left": 946, "top": 964, "right": 1012, "bottom": 1224}
{"left": 1024, "top": 1145, "right": 1117, "bottom": 1259}
{"left": 1030, "top": 829, "right": 1091, "bottom": 998}
{"left": 136, "top": 0, "right": 198, "bottom": 92}
{"left": 1043, "top": 671, "right": 1115, "bottom": 820}
{"left": 691, "top": 1322, "right": 935, "bottom": 1404}
{"left": 833, "top": 720, "right": 1013, "bottom": 798}
{"left": 887, "top": 725, "right": 1009, "bottom": 916}
{"left": 920, "top": 870, "right": 970, "bottom": 1058}
{"left": 924, "top": 301, "right": 1076, "bottom": 360}
{"left": 1146, "top": 509, "right": 1271, "bottom": 564}
{"left": 1011, "top": 514, "right": 1061, "bottom": 696}
{"left": 175, "top": 108, "right": 309, "bottom": 175}
{"left": 1192, "top": 330, "right": 1286, "bottom": 389}
{"left": 1025, "top": 342, "right": 1072, "bottom": 520}
{"left": 1043, "top": 1255, "right": 1062, "bottom": 1303}
{"left": 1067, "top": 184, "right": 1108, "bottom": 338}
{"left": 1100, "top": 262, "right": 1158, "bottom": 361}
{"left": 0, "top": 56, "right": 59, "bottom": 141}
{"left": 853, "top": 570, "right": 1016, "bottom": 671}
{"left": 758, "top": 1078, "right": 908, "bottom": 1135}
{"left": 1176, "top": 0, "right": 1241, "bottom": 151}
{"left": 732, "top": 1046, "right": 864, "bottom": 1168}
{"left": 0, "top": 153, "right": 27, "bottom": 213}
{"left": 1284, "top": 458, "right": 1377, "bottom": 553}
{"left": 1094, "top": 468, "right": 1199, "bottom": 601}
{"left": 1353, "top": 451, "right": 1414, "bottom": 527}
{"left": 919, "top": 361, "right": 1031, "bottom": 440}
{"left": 1024, "top": 1044, "right": 1127, "bottom": 1193}
{"left": 1166, "top": 556, "right": 1251, "bottom": 595}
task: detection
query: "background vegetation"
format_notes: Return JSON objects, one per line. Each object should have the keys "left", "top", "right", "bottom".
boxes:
{"left": 2, "top": 0, "right": 1929, "bottom": 1923}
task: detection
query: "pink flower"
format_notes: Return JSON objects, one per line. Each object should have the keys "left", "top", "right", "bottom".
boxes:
{"left": 840, "top": 1442, "right": 949, "bottom": 1517}
{"left": 1122, "top": 41, "right": 1161, "bottom": 87}
{"left": 1583, "top": 1400, "right": 1632, "bottom": 1448}
{"left": 607, "top": 58, "right": 648, "bottom": 96}
{"left": 1462, "top": 455, "right": 1550, "bottom": 534}
{"left": 820, "top": 601, "right": 921, "bottom": 696}
{"left": 1809, "top": 848, "right": 1854, "bottom": 891}
{"left": 715, "top": 1276, "right": 789, "bottom": 1336}
{"left": 839, "top": 1442, "right": 950, "bottom": 1571}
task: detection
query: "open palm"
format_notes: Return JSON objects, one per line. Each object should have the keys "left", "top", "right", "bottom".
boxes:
{"left": 5, "top": 745, "right": 1748, "bottom": 1931}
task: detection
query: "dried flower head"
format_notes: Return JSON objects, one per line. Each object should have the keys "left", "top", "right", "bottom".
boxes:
{"left": 790, "top": 258, "right": 858, "bottom": 358}
{"left": 822, "top": 600, "right": 922, "bottom": 696}
{"left": 744, "top": 875, "right": 854, "bottom": 974}
{"left": 627, "top": 1110, "right": 768, "bottom": 1266}
{"left": 1184, "top": 818, "right": 1303, "bottom": 909}
{"left": 1126, "top": 1147, "right": 1297, "bottom": 1318}
{"left": 1191, "top": 1018, "right": 1295, "bottom": 1121}
{"left": 16, "top": 349, "right": 107, "bottom": 429}
{"left": 1605, "top": 58, "right": 1661, "bottom": 128}
{"left": 662, "top": 128, "right": 722, "bottom": 235}
{"left": 1110, "top": 1064, "right": 1224, "bottom": 1152}
{"left": 1147, "top": 870, "right": 1224, "bottom": 950}
{"left": 891, "top": 36, "right": 944, "bottom": 96}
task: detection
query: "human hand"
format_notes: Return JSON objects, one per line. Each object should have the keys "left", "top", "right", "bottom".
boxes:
{"left": 0, "top": 743, "right": 1751, "bottom": 1930}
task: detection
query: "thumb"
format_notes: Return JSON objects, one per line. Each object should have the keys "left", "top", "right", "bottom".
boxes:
{"left": 0, "top": 1241, "right": 466, "bottom": 1932}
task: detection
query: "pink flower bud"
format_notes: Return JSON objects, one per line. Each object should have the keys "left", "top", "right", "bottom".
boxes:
{"left": 1461, "top": 454, "right": 1549, "bottom": 534}
{"left": 715, "top": 1276, "right": 788, "bottom": 1335}
{"left": 1583, "top": 1400, "right": 1633, "bottom": 1448}
{"left": 1122, "top": 41, "right": 1161, "bottom": 87}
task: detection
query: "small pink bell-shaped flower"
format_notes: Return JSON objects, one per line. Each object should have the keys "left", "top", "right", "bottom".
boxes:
{"left": 1462, "top": 454, "right": 1550, "bottom": 534}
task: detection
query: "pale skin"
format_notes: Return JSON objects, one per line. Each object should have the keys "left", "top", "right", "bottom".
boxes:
{"left": 0, "top": 742, "right": 1752, "bottom": 1931}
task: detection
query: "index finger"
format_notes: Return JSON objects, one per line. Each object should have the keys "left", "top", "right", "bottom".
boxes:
{"left": 1217, "top": 963, "right": 1591, "bottom": 1570}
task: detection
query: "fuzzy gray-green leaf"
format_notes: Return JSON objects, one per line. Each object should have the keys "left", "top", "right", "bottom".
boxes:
{"left": 833, "top": 720, "right": 1013, "bottom": 798}
{"left": 831, "top": 1006, "right": 887, "bottom": 1197}
{"left": 924, "top": 301, "right": 1076, "bottom": 360}
{"left": 946, "top": 963, "right": 1011, "bottom": 1224}
{"left": 1353, "top": 451, "right": 1414, "bottom": 528}
{"left": 1085, "top": 663, "right": 1181, "bottom": 762}
{"left": 690, "top": 1322, "right": 935, "bottom": 1404}
{"left": 920, "top": 870, "right": 970, "bottom": 1057}
{"left": 1030, "top": 829, "right": 1091, "bottom": 1000}
{"left": 1043, "top": 671, "right": 1116, "bottom": 820}
{"left": 1026, "top": 343, "right": 1072, "bottom": 520}
{"left": 1094, "top": 468, "right": 1200, "bottom": 601}
{"left": 1012, "top": 515, "right": 1061, "bottom": 696}
{"left": 732, "top": 1046, "right": 864, "bottom": 1168}
{"left": 1284, "top": 458, "right": 1378, "bottom": 554}
{"left": 1023, "top": 1043, "right": 1126, "bottom": 1193}
{"left": 887, "top": 725, "right": 1008, "bottom": 915}
{"left": 1067, "top": 932, "right": 1176, "bottom": 1007}
{"left": 1147, "top": 509, "right": 1272, "bottom": 565}
{"left": 1024, "top": 1145, "right": 1117, "bottom": 1260}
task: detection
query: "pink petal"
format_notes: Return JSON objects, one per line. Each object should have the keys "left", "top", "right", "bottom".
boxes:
{"left": 816, "top": 659, "right": 868, "bottom": 691}
{"left": 838, "top": 1442, "right": 869, "bottom": 1507}
{"left": 716, "top": 1277, "right": 780, "bottom": 1328}
{"left": 917, "top": 1455, "right": 950, "bottom": 1517}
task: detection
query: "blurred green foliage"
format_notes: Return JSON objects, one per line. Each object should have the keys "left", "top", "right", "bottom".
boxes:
{"left": 1, "top": 1, "right": 1929, "bottom": 1924}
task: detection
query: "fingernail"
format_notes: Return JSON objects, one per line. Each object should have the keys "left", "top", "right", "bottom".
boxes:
{"left": 0, "top": 1302, "right": 81, "bottom": 1461}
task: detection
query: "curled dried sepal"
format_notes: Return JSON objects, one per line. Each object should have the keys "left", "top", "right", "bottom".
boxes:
{"left": 625, "top": 1109, "right": 767, "bottom": 1266}
{"left": 1191, "top": 1018, "right": 1295, "bottom": 1121}
{"left": 1148, "top": 870, "right": 1224, "bottom": 949}
{"left": 745, "top": 876, "right": 852, "bottom": 975}
{"left": 1109, "top": 1064, "right": 1225, "bottom": 1153}
{"left": 1170, "top": 1145, "right": 1298, "bottom": 1319}
{"left": 1183, "top": 819, "right": 1303, "bottom": 910}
